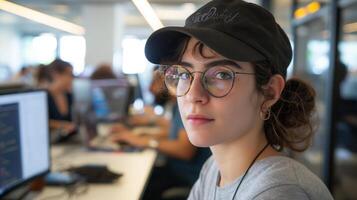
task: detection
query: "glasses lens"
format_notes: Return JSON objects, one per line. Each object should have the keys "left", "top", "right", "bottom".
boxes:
{"left": 204, "top": 66, "right": 235, "bottom": 97}
{"left": 164, "top": 65, "right": 191, "bottom": 97}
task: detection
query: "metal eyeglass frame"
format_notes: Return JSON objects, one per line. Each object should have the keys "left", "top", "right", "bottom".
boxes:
{"left": 162, "top": 64, "right": 255, "bottom": 98}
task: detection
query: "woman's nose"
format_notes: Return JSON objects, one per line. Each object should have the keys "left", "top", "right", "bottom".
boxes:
{"left": 184, "top": 73, "right": 209, "bottom": 104}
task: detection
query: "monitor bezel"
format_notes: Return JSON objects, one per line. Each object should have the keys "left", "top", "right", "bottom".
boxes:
{"left": 0, "top": 89, "right": 51, "bottom": 198}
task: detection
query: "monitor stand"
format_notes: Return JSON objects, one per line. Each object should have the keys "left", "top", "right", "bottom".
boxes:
{"left": 2, "top": 185, "right": 31, "bottom": 200}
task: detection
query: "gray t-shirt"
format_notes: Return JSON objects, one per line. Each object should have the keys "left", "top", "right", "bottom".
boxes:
{"left": 188, "top": 156, "right": 333, "bottom": 200}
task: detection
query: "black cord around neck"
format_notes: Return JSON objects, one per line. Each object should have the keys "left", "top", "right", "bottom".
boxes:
{"left": 214, "top": 143, "right": 270, "bottom": 200}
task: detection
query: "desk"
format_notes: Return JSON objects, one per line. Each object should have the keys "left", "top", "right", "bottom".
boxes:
{"left": 35, "top": 145, "right": 157, "bottom": 200}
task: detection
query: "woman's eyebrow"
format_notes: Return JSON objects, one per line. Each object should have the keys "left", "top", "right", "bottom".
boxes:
{"left": 206, "top": 59, "right": 242, "bottom": 69}
{"left": 177, "top": 59, "right": 242, "bottom": 69}
{"left": 176, "top": 61, "right": 193, "bottom": 68}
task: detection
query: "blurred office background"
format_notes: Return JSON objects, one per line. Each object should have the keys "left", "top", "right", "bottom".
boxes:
{"left": 0, "top": 0, "right": 356, "bottom": 199}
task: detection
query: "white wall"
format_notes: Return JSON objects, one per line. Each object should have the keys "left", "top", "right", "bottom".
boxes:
{"left": 0, "top": 27, "right": 22, "bottom": 74}
{"left": 82, "top": 5, "right": 116, "bottom": 68}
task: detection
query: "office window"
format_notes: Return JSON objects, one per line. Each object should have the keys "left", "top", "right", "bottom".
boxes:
{"left": 307, "top": 40, "right": 329, "bottom": 74}
{"left": 23, "top": 33, "right": 57, "bottom": 65}
{"left": 59, "top": 35, "right": 86, "bottom": 76}
{"left": 122, "top": 36, "right": 147, "bottom": 74}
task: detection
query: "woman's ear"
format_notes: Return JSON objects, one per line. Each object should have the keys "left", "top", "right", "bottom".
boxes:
{"left": 262, "top": 74, "right": 285, "bottom": 108}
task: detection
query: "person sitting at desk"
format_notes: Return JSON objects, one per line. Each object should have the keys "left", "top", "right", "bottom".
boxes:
{"left": 110, "top": 68, "right": 211, "bottom": 200}
{"left": 47, "top": 59, "right": 76, "bottom": 137}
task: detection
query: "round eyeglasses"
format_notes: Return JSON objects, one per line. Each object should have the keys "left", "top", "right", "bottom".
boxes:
{"left": 162, "top": 65, "right": 255, "bottom": 98}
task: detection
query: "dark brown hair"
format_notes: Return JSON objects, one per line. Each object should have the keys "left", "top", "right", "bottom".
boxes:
{"left": 254, "top": 61, "right": 316, "bottom": 152}
{"left": 36, "top": 64, "right": 52, "bottom": 83}
{"left": 160, "top": 38, "right": 316, "bottom": 152}
{"left": 150, "top": 66, "right": 171, "bottom": 106}
{"left": 48, "top": 59, "right": 73, "bottom": 75}
{"left": 90, "top": 63, "right": 117, "bottom": 80}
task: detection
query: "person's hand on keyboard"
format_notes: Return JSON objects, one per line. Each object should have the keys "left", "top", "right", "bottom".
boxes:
{"left": 110, "top": 123, "right": 130, "bottom": 133}
{"left": 111, "top": 131, "right": 150, "bottom": 148}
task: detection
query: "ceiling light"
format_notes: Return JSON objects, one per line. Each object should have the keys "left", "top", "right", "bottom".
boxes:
{"left": 306, "top": 1, "right": 320, "bottom": 14}
{"left": 294, "top": 7, "right": 307, "bottom": 19}
{"left": 0, "top": 0, "right": 85, "bottom": 35}
{"left": 294, "top": 1, "right": 321, "bottom": 20}
{"left": 131, "top": 0, "right": 163, "bottom": 31}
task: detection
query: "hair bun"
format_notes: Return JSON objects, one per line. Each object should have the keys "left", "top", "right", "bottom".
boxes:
{"left": 280, "top": 78, "right": 316, "bottom": 125}
{"left": 268, "top": 77, "right": 316, "bottom": 152}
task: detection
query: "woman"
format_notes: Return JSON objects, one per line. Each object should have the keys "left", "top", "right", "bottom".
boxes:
{"left": 143, "top": 0, "right": 333, "bottom": 199}
{"left": 47, "top": 59, "right": 76, "bottom": 137}
{"left": 111, "top": 67, "right": 211, "bottom": 200}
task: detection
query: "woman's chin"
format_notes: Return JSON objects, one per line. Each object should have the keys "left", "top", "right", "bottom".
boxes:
{"left": 187, "top": 132, "right": 215, "bottom": 147}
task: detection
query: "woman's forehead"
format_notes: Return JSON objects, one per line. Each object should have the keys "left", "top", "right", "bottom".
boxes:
{"left": 182, "top": 38, "right": 254, "bottom": 71}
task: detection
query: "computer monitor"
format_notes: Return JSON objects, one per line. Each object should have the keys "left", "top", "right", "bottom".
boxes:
{"left": 90, "top": 78, "right": 132, "bottom": 122}
{"left": 0, "top": 90, "right": 50, "bottom": 197}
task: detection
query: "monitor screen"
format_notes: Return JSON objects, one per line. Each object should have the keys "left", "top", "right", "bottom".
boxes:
{"left": 0, "top": 90, "right": 50, "bottom": 197}
{"left": 90, "top": 78, "right": 131, "bottom": 121}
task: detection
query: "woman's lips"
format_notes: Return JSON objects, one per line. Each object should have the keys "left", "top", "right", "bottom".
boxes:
{"left": 187, "top": 115, "right": 214, "bottom": 125}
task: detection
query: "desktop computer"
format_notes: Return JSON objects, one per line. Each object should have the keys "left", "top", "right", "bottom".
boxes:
{"left": 0, "top": 90, "right": 50, "bottom": 198}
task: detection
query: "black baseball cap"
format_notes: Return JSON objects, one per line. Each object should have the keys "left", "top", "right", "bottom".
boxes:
{"left": 144, "top": 0, "right": 292, "bottom": 77}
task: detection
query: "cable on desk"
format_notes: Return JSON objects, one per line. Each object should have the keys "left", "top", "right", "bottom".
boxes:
{"left": 36, "top": 179, "right": 89, "bottom": 200}
{"left": 66, "top": 179, "right": 89, "bottom": 199}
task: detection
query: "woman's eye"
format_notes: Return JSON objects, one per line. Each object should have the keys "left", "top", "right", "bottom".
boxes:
{"left": 215, "top": 72, "right": 232, "bottom": 80}
{"left": 178, "top": 72, "right": 190, "bottom": 80}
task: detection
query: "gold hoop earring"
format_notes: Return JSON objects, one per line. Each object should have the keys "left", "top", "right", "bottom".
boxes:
{"left": 260, "top": 107, "right": 271, "bottom": 121}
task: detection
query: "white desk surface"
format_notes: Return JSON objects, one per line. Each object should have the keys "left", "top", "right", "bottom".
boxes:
{"left": 35, "top": 145, "right": 157, "bottom": 200}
